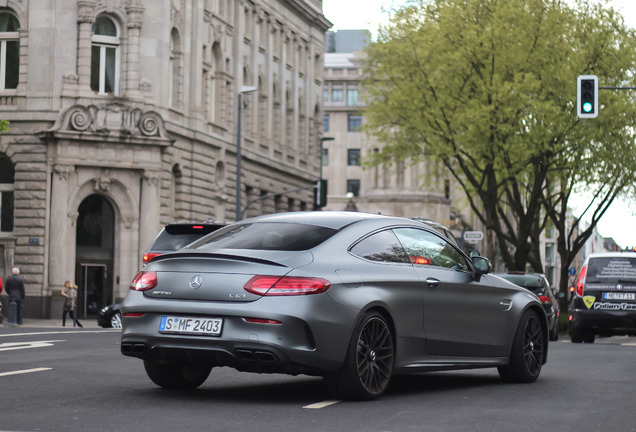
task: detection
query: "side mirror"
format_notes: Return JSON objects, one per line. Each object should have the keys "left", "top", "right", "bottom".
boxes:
{"left": 473, "top": 256, "right": 492, "bottom": 275}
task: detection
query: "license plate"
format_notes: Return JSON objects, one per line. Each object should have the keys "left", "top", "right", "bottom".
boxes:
{"left": 603, "top": 292, "right": 636, "bottom": 301}
{"left": 159, "top": 316, "right": 223, "bottom": 336}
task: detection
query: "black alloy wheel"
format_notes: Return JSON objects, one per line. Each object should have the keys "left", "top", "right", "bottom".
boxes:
{"left": 498, "top": 309, "right": 545, "bottom": 383}
{"left": 324, "top": 311, "right": 394, "bottom": 400}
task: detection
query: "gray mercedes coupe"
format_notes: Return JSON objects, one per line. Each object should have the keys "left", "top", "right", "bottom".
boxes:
{"left": 121, "top": 212, "right": 548, "bottom": 400}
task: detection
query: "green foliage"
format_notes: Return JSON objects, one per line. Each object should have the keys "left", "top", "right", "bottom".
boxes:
{"left": 363, "top": 0, "right": 636, "bottom": 271}
{"left": 0, "top": 120, "right": 8, "bottom": 133}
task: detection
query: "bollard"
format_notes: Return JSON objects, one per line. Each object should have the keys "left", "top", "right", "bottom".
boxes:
{"left": 7, "top": 300, "right": 17, "bottom": 326}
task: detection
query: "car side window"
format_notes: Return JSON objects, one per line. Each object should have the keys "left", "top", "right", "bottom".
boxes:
{"left": 393, "top": 228, "right": 469, "bottom": 271}
{"left": 350, "top": 230, "right": 411, "bottom": 263}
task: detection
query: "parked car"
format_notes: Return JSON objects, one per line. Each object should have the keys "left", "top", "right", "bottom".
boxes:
{"left": 97, "top": 303, "right": 122, "bottom": 329}
{"left": 121, "top": 211, "right": 548, "bottom": 400}
{"left": 494, "top": 272, "right": 560, "bottom": 341}
{"left": 98, "top": 222, "right": 225, "bottom": 328}
{"left": 143, "top": 222, "right": 226, "bottom": 264}
{"left": 569, "top": 252, "right": 636, "bottom": 343}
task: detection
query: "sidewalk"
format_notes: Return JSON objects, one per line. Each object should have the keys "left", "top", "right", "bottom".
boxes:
{"left": 2, "top": 318, "right": 103, "bottom": 329}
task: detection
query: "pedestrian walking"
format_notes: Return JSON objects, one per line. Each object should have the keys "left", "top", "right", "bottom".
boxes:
{"left": 61, "top": 280, "right": 83, "bottom": 328}
{"left": 5, "top": 267, "right": 25, "bottom": 326}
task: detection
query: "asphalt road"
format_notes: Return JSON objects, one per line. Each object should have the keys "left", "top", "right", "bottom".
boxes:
{"left": 1, "top": 325, "right": 635, "bottom": 432}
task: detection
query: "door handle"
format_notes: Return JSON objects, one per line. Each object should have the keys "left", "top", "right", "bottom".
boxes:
{"left": 426, "top": 277, "right": 440, "bottom": 287}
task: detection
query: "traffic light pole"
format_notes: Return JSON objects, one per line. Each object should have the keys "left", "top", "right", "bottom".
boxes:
{"left": 598, "top": 86, "right": 636, "bottom": 90}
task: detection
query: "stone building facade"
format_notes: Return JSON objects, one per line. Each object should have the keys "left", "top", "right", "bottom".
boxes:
{"left": 0, "top": 0, "right": 330, "bottom": 319}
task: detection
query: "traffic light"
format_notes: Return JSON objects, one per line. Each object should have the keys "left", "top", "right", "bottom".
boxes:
{"left": 577, "top": 75, "right": 598, "bottom": 118}
{"left": 314, "top": 179, "right": 327, "bottom": 208}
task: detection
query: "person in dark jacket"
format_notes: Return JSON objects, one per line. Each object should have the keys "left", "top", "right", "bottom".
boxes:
{"left": 5, "top": 267, "right": 25, "bottom": 325}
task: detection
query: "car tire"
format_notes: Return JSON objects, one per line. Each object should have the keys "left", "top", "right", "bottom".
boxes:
{"left": 570, "top": 327, "right": 584, "bottom": 343}
{"left": 498, "top": 309, "right": 545, "bottom": 383}
{"left": 583, "top": 333, "right": 595, "bottom": 343}
{"left": 549, "top": 323, "right": 559, "bottom": 342}
{"left": 324, "top": 311, "right": 394, "bottom": 400}
{"left": 143, "top": 360, "right": 211, "bottom": 390}
{"left": 110, "top": 312, "right": 122, "bottom": 329}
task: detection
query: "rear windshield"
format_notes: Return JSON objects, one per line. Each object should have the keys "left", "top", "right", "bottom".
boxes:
{"left": 499, "top": 274, "right": 545, "bottom": 291}
{"left": 587, "top": 257, "right": 636, "bottom": 284}
{"left": 152, "top": 225, "right": 224, "bottom": 251}
{"left": 189, "top": 222, "right": 338, "bottom": 251}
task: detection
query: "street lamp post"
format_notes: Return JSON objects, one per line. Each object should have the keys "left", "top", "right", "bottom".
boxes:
{"left": 236, "top": 85, "right": 258, "bottom": 221}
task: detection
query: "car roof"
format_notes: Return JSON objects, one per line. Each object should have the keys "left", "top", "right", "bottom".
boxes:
{"left": 586, "top": 252, "right": 636, "bottom": 259}
{"left": 242, "top": 211, "right": 417, "bottom": 230}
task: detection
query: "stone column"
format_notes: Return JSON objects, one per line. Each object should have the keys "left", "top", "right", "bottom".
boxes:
{"left": 77, "top": 1, "right": 96, "bottom": 92}
{"left": 48, "top": 164, "right": 75, "bottom": 289}
{"left": 139, "top": 171, "right": 161, "bottom": 261}
{"left": 125, "top": 1, "right": 145, "bottom": 98}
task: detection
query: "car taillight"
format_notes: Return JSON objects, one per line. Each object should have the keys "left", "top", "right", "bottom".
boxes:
{"left": 575, "top": 265, "right": 587, "bottom": 297}
{"left": 243, "top": 318, "right": 282, "bottom": 325}
{"left": 244, "top": 275, "right": 331, "bottom": 296}
{"left": 143, "top": 253, "right": 162, "bottom": 263}
{"left": 130, "top": 271, "right": 158, "bottom": 291}
{"left": 537, "top": 295, "right": 551, "bottom": 304}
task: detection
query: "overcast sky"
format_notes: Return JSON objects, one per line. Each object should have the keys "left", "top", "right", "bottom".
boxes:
{"left": 321, "top": 0, "right": 636, "bottom": 249}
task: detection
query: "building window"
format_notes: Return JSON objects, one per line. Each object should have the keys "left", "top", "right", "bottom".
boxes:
{"left": 0, "top": 154, "right": 14, "bottom": 232}
{"left": 322, "top": 148, "right": 329, "bottom": 166}
{"left": 323, "top": 114, "right": 330, "bottom": 132}
{"left": 348, "top": 149, "right": 361, "bottom": 166}
{"left": 323, "top": 88, "right": 329, "bottom": 102}
{"left": 348, "top": 114, "right": 362, "bottom": 132}
{"left": 347, "top": 89, "right": 358, "bottom": 106}
{"left": 0, "top": 12, "right": 19, "bottom": 91}
{"left": 91, "top": 16, "right": 120, "bottom": 95}
{"left": 347, "top": 179, "right": 360, "bottom": 197}
{"left": 332, "top": 88, "right": 343, "bottom": 102}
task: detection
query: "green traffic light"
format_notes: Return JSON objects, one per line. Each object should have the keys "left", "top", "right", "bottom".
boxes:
{"left": 583, "top": 102, "right": 593, "bottom": 113}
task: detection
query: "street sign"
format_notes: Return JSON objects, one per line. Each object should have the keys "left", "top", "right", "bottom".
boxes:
{"left": 569, "top": 267, "right": 577, "bottom": 276}
{"left": 463, "top": 231, "right": 484, "bottom": 242}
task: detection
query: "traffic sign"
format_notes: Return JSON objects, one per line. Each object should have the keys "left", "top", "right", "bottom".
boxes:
{"left": 463, "top": 231, "right": 483, "bottom": 242}
{"left": 569, "top": 267, "right": 577, "bottom": 276}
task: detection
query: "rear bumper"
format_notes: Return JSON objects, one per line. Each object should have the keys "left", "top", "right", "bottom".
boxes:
{"left": 120, "top": 292, "right": 358, "bottom": 375}
{"left": 570, "top": 308, "right": 636, "bottom": 336}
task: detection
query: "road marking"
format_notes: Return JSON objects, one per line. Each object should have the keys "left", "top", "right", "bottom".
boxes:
{"left": 0, "top": 367, "right": 52, "bottom": 377}
{"left": 0, "top": 340, "right": 65, "bottom": 351}
{"left": 303, "top": 400, "right": 341, "bottom": 409}
{"left": 0, "top": 330, "right": 119, "bottom": 338}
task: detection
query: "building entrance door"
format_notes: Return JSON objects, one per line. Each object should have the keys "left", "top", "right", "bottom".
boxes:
{"left": 75, "top": 194, "right": 115, "bottom": 318}
{"left": 78, "top": 263, "right": 108, "bottom": 316}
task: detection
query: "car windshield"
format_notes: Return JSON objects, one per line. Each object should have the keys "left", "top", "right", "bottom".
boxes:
{"left": 189, "top": 222, "right": 339, "bottom": 251}
{"left": 586, "top": 257, "right": 636, "bottom": 283}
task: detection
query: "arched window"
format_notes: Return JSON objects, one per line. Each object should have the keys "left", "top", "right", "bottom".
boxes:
{"left": 0, "top": 154, "right": 15, "bottom": 232}
{"left": 0, "top": 11, "right": 19, "bottom": 91}
{"left": 91, "top": 15, "right": 120, "bottom": 95}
